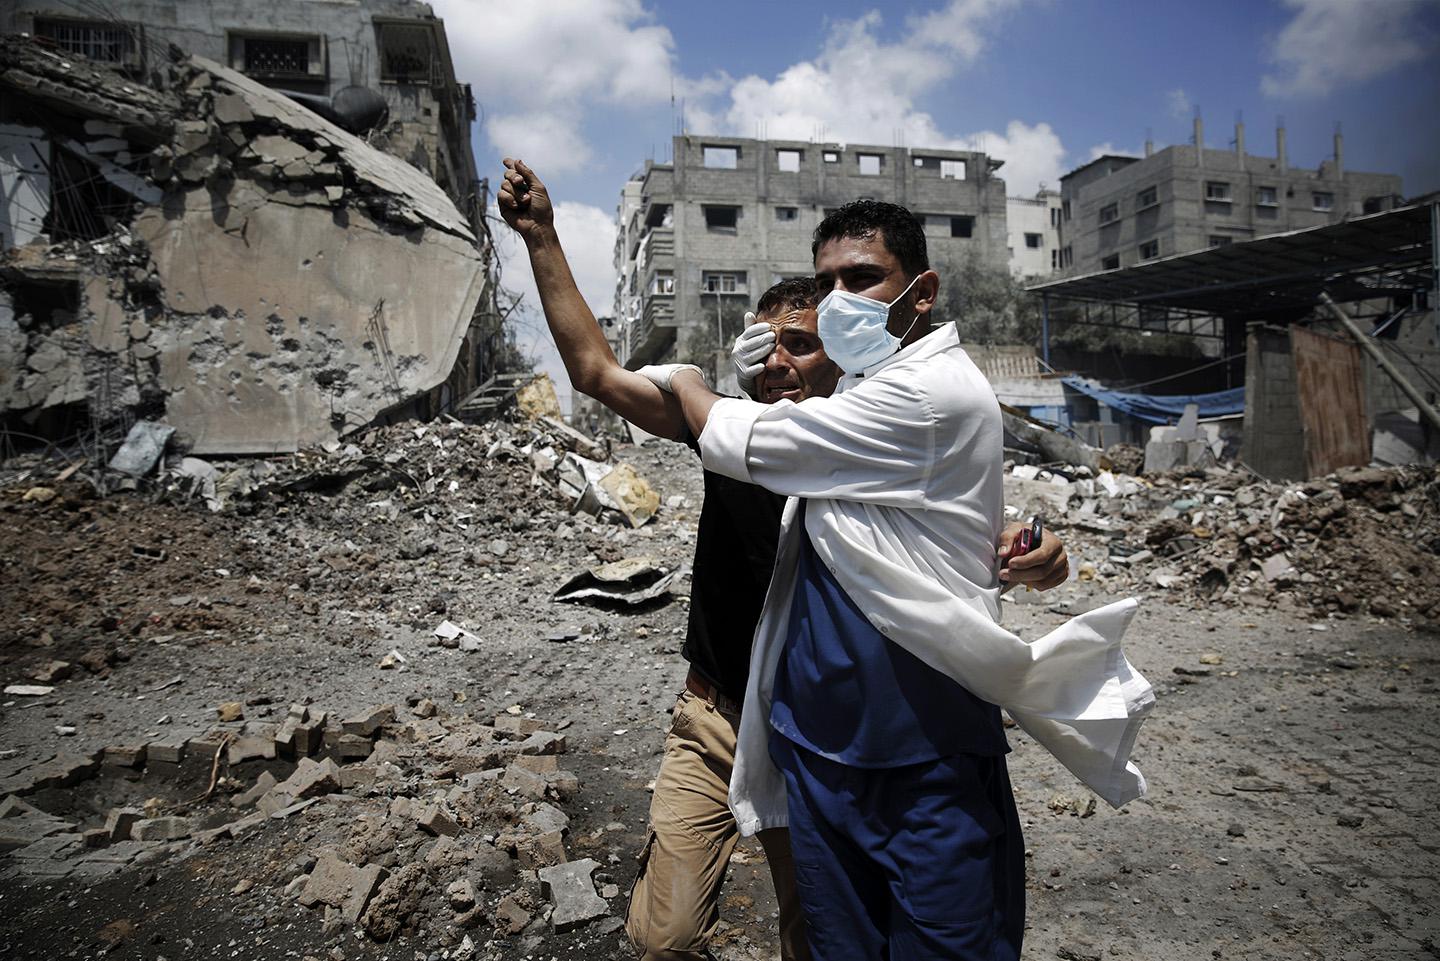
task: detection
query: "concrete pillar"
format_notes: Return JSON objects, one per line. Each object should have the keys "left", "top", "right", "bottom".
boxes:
{"left": 1235, "top": 121, "right": 1245, "bottom": 170}
{"left": 1144, "top": 138, "right": 1153, "bottom": 158}
{"left": 1193, "top": 115, "right": 1204, "bottom": 167}
{"left": 1333, "top": 126, "right": 1344, "bottom": 178}
{"left": 1276, "top": 123, "right": 1287, "bottom": 172}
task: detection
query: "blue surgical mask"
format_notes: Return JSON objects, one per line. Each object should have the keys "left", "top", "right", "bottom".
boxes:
{"left": 815, "top": 274, "right": 922, "bottom": 374}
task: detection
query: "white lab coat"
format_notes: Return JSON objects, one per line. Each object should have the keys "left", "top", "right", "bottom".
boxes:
{"left": 698, "top": 322, "right": 1155, "bottom": 836}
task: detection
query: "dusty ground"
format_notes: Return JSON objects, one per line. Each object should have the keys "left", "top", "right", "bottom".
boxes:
{"left": 1, "top": 425, "right": 1437, "bottom": 960}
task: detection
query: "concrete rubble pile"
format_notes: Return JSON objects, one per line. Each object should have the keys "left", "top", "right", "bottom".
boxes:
{"left": 0, "top": 695, "right": 619, "bottom": 949}
{"left": 1, "top": 35, "right": 488, "bottom": 453}
{"left": 1006, "top": 458, "right": 1440, "bottom": 625}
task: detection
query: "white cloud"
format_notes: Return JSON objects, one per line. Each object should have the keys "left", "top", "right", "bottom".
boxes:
{"left": 1165, "top": 88, "right": 1191, "bottom": 120}
{"left": 1261, "top": 0, "right": 1438, "bottom": 98}
{"left": 490, "top": 202, "right": 619, "bottom": 413}
{"left": 1087, "top": 142, "right": 1142, "bottom": 162}
{"left": 704, "top": 2, "right": 1061, "bottom": 195}
{"left": 431, "top": 0, "right": 680, "bottom": 166}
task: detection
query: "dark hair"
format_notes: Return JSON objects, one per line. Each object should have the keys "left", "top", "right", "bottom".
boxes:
{"left": 812, "top": 201, "right": 929, "bottom": 278}
{"left": 755, "top": 276, "right": 817, "bottom": 315}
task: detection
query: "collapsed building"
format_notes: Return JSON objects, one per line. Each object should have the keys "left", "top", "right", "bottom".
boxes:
{"left": 0, "top": 3, "right": 511, "bottom": 455}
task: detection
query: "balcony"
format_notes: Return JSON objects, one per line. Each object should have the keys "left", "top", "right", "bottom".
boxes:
{"left": 626, "top": 294, "right": 675, "bottom": 366}
{"left": 647, "top": 227, "right": 674, "bottom": 259}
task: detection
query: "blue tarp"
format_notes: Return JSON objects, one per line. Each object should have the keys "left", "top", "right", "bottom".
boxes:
{"left": 1062, "top": 376, "right": 1245, "bottom": 425}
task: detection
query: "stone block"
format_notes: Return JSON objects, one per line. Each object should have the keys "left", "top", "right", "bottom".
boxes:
{"left": 216, "top": 701, "right": 244, "bottom": 722}
{"left": 342, "top": 705, "right": 395, "bottom": 738}
{"left": 522, "top": 802, "right": 569, "bottom": 837}
{"left": 494, "top": 895, "right": 531, "bottom": 934}
{"left": 231, "top": 771, "right": 278, "bottom": 808}
{"left": 103, "top": 744, "right": 147, "bottom": 769}
{"left": 517, "top": 830, "right": 567, "bottom": 870}
{"left": 545, "top": 769, "right": 580, "bottom": 799}
{"left": 298, "top": 853, "right": 387, "bottom": 924}
{"left": 277, "top": 757, "right": 341, "bottom": 799}
{"left": 416, "top": 804, "right": 460, "bottom": 837}
{"left": 517, "top": 731, "right": 566, "bottom": 756}
{"left": 132, "top": 816, "right": 192, "bottom": 841}
{"left": 513, "top": 754, "right": 559, "bottom": 774}
{"left": 104, "top": 807, "right": 143, "bottom": 842}
{"left": 146, "top": 737, "right": 188, "bottom": 764}
{"left": 538, "top": 857, "right": 609, "bottom": 932}
{"left": 502, "top": 764, "right": 549, "bottom": 800}
{"left": 228, "top": 735, "right": 276, "bottom": 765}
{"left": 336, "top": 734, "right": 374, "bottom": 760}
{"left": 492, "top": 715, "right": 547, "bottom": 736}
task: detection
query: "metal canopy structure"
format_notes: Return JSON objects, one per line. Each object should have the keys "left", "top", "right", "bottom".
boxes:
{"left": 1028, "top": 202, "right": 1437, "bottom": 320}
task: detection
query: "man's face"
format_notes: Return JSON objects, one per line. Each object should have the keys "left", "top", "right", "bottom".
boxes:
{"left": 813, "top": 232, "right": 926, "bottom": 338}
{"left": 753, "top": 306, "right": 841, "bottom": 403}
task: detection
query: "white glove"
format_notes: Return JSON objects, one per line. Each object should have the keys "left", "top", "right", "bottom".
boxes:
{"left": 731, "top": 314, "right": 774, "bottom": 399}
{"left": 635, "top": 363, "right": 706, "bottom": 393}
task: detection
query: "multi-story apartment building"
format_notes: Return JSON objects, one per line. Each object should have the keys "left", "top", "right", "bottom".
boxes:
{"left": 3, "top": 0, "right": 507, "bottom": 409}
{"left": 1055, "top": 119, "right": 1404, "bottom": 276}
{"left": 613, "top": 135, "right": 1009, "bottom": 370}
{"left": 1005, "top": 189, "right": 1062, "bottom": 278}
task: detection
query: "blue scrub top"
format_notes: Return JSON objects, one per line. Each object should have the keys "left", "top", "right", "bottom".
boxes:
{"left": 769, "top": 503, "right": 1010, "bottom": 768}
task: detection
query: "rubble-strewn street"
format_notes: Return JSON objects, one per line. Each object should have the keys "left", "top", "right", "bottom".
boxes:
{"left": 1, "top": 417, "right": 1436, "bottom": 960}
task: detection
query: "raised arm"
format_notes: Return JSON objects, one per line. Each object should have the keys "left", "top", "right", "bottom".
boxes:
{"left": 498, "top": 159, "right": 685, "bottom": 440}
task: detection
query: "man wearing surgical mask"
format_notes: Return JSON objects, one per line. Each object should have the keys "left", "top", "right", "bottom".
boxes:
{"left": 645, "top": 201, "right": 1152, "bottom": 961}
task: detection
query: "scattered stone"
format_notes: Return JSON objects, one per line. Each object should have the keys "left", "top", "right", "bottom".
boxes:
{"left": 494, "top": 895, "right": 531, "bottom": 934}
{"left": 416, "top": 804, "right": 460, "bottom": 837}
{"left": 538, "top": 857, "right": 609, "bottom": 932}
{"left": 343, "top": 705, "right": 395, "bottom": 738}
{"left": 412, "top": 698, "right": 437, "bottom": 719}
{"left": 232, "top": 771, "right": 279, "bottom": 808}
{"left": 277, "top": 757, "right": 343, "bottom": 800}
{"left": 31, "top": 660, "right": 72, "bottom": 683}
{"left": 132, "top": 816, "right": 192, "bottom": 841}
{"left": 217, "top": 701, "right": 245, "bottom": 722}
{"left": 447, "top": 878, "right": 476, "bottom": 910}
{"left": 299, "top": 853, "right": 387, "bottom": 924}
{"left": 104, "top": 808, "right": 143, "bottom": 842}
{"left": 361, "top": 862, "right": 429, "bottom": 940}
{"left": 3, "top": 684, "right": 54, "bottom": 697}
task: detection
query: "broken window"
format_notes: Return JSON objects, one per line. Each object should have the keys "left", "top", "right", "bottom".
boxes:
{"left": 376, "top": 21, "right": 435, "bottom": 83}
{"left": 702, "top": 271, "right": 746, "bottom": 294}
{"left": 651, "top": 272, "right": 674, "bottom": 294}
{"left": 702, "top": 145, "right": 739, "bottom": 169}
{"left": 775, "top": 206, "right": 799, "bottom": 222}
{"left": 10, "top": 277, "right": 81, "bottom": 331}
{"left": 1205, "top": 181, "right": 1231, "bottom": 202}
{"left": 702, "top": 205, "right": 739, "bottom": 233}
{"left": 1098, "top": 202, "right": 1119, "bottom": 225}
{"left": 1138, "top": 239, "right": 1159, "bottom": 260}
{"left": 1136, "top": 185, "right": 1158, "bottom": 209}
{"left": 950, "top": 216, "right": 974, "bottom": 238}
{"left": 858, "top": 153, "right": 883, "bottom": 176}
{"left": 644, "top": 203, "right": 672, "bottom": 228}
{"left": 230, "top": 33, "right": 325, "bottom": 80}
{"left": 33, "top": 18, "right": 139, "bottom": 67}
{"left": 1255, "top": 185, "right": 1277, "bottom": 207}
{"left": 911, "top": 156, "right": 965, "bottom": 179}
{"left": 1312, "top": 191, "right": 1334, "bottom": 211}
{"left": 1024, "top": 232, "right": 1043, "bottom": 249}
{"left": 776, "top": 149, "right": 802, "bottom": 172}
{"left": 44, "top": 145, "right": 136, "bottom": 243}
{"left": 1101, "top": 254, "right": 1120, "bottom": 270}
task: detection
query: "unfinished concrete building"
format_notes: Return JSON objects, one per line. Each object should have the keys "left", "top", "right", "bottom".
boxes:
{"left": 0, "top": 2, "right": 508, "bottom": 454}
{"left": 1055, "top": 119, "right": 1404, "bottom": 276}
{"left": 1006, "top": 189, "right": 1062, "bottom": 278}
{"left": 613, "top": 136, "right": 1009, "bottom": 371}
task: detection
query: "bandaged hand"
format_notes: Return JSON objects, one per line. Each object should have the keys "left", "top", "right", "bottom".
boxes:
{"left": 731, "top": 314, "right": 775, "bottom": 399}
{"left": 635, "top": 363, "right": 706, "bottom": 393}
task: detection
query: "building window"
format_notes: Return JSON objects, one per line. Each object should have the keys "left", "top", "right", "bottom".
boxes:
{"left": 33, "top": 17, "right": 139, "bottom": 66}
{"left": 1138, "top": 239, "right": 1159, "bottom": 260}
{"left": 1136, "top": 186, "right": 1158, "bottom": 209}
{"left": 1205, "top": 181, "right": 1231, "bottom": 202}
{"left": 1313, "top": 191, "right": 1334, "bottom": 211}
{"left": 1060, "top": 246, "right": 1072, "bottom": 268}
{"left": 702, "top": 205, "right": 740, "bottom": 232}
{"left": 858, "top": 153, "right": 884, "bottom": 176}
{"left": 1050, "top": 207, "right": 1062, "bottom": 228}
{"left": 775, "top": 206, "right": 799, "bottom": 222}
{"left": 1208, "top": 235, "right": 1234, "bottom": 248}
{"left": 651, "top": 272, "right": 674, "bottom": 294}
{"left": 1102, "top": 254, "right": 1120, "bottom": 270}
{"left": 950, "top": 216, "right": 974, "bottom": 238}
{"left": 1051, "top": 249, "right": 1060, "bottom": 270}
{"left": 1098, "top": 202, "right": 1119, "bottom": 225}
{"left": 823, "top": 151, "right": 840, "bottom": 164}
{"left": 776, "top": 149, "right": 802, "bottom": 173}
{"left": 703, "top": 145, "right": 739, "bottom": 169}
{"left": 230, "top": 33, "right": 324, "bottom": 79}
{"left": 1024, "top": 232, "right": 1043, "bottom": 249}
{"left": 1255, "top": 185, "right": 1278, "bottom": 207}
{"left": 376, "top": 21, "right": 435, "bottom": 82}
{"left": 911, "top": 156, "right": 966, "bottom": 179}
{"left": 702, "top": 271, "right": 746, "bottom": 294}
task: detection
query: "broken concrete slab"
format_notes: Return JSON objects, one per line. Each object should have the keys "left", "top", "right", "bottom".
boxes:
{"left": 276, "top": 757, "right": 342, "bottom": 800}
{"left": 131, "top": 816, "right": 192, "bottom": 841}
{"left": 538, "top": 858, "right": 609, "bottom": 932}
{"left": 298, "top": 853, "right": 387, "bottom": 924}
{"left": 415, "top": 804, "right": 460, "bottom": 837}
{"left": 342, "top": 705, "right": 395, "bottom": 738}
{"left": 232, "top": 771, "right": 279, "bottom": 808}
{"left": 107, "top": 421, "right": 174, "bottom": 476}
{"left": 104, "top": 808, "right": 143, "bottom": 843}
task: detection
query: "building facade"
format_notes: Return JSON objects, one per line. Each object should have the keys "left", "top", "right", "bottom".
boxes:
{"left": 1005, "top": 189, "right": 1062, "bottom": 278}
{"left": 614, "top": 135, "right": 1010, "bottom": 370}
{"left": 1055, "top": 120, "right": 1404, "bottom": 276}
{"left": 3, "top": 0, "right": 506, "bottom": 417}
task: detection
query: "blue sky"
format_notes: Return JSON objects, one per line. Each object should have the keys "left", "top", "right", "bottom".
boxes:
{"left": 429, "top": 0, "right": 1440, "bottom": 411}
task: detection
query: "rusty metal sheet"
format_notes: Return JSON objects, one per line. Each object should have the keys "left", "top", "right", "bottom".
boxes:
{"left": 1292, "top": 327, "right": 1370, "bottom": 478}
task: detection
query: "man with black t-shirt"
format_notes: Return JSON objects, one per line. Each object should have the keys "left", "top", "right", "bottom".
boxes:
{"left": 498, "top": 159, "right": 1069, "bottom": 961}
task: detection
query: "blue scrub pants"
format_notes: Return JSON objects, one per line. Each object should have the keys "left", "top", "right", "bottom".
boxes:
{"left": 770, "top": 733, "right": 1025, "bottom": 961}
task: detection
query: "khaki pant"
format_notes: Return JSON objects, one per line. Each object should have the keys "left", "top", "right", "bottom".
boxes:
{"left": 625, "top": 689, "right": 810, "bottom": 961}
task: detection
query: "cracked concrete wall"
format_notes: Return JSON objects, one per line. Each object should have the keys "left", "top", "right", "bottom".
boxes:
{"left": 1, "top": 37, "right": 490, "bottom": 454}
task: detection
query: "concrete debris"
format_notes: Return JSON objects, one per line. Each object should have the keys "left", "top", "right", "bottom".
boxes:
{"left": 299, "top": 853, "right": 387, "bottom": 925}
{"left": 553, "top": 557, "right": 683, "bottom": 606}
{"left": 107, "top": 421, "right": 174, "bottom": 477}
{"left": 538, "top": 857, "right": 610, "bottom": 932}
{"left": 3, "top": 684, "right": 54, "bottom": 696}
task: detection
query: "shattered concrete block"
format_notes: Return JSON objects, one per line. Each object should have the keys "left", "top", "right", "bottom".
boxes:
{"left": 416, "top": 804, "right": 460, "bottom": 838}
{"left": 145, "top": 737, "right": 187, "bottom": 765}
{"left": 336, "top": 734, "right": 374, "bottom": 760}
{"left": 339, "top": 764, "right": 377, "bottom": 794}
{"left": 231, "top": 771, "right": 278, "bottom": 808}
{"left": 523, "top": 803, "right": 569, "bottom": 837}
{"left": 256, "top": 790, "right": 295, "bottom": 817}
{"left": 546, "top": 770, "right": 580, "bottom": 800}
{"left": 342, "top": 704, "right": 395, "bottom": 738}
{"left": 211, "top": 93, "right": 254, "bottom": 125}
{"left": 513, "top": 755, "right": 559, "bottom": 775}
{"left": 227, "top": 735, "right": 276, "bottom": 765}
{"left": 538, "top": 858, "right": 609, "bottom": 932}
{"left": 598, "top": 462, "right": 661, "bottom": 528}
{"left": 412, "top": 698, "right": 437, "bottom": 719}
{"left": 518, "top": 731, "right": 566, "bottom": 756}
{"left": 298, "top": 853, "right": 387, "bottom": 924}
{"left": 517, "top": 830, "right": 567, "bottom": 870}
{"left": 216, "top": 701, "right": 245, "bottom": 722}
{"left": 104, "top": 808, "right": 143, "bottom": 843}
{"left": 404, "top": 718, "right": 446, "bottom": 743}
{"left": 447, "top": 878, "right": 476, "bottom": 910}
{"left": 361, "top": 862, "right": 430, "bottom": 941}
{"left": 132, "top": 816, "right": 192, "bottom": 841}
{"left": 294, "top": 710, "right": 327, "bottom": 756}
{"left": 494, "top": 895, "right": 531, "bottom": 934}
{"left": 502, "top": 764, "right": 549, "bottom": 800}
{"left": 31, "top": 660, "right": 72, "bottom": 683}
{"left": 10, "top": 753, "right": 101, "bottom": 796}
{"left": 492, "top": 715, "right": 547, "bottom": 736}
{"left": 82, "top": 827, "right": 111, "bottom": 849}
{"left": 102, "top": 744, "right": 147, "bottom": 769}
{"left": 277, "top": 757, "right": 342, "bottom": 799}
